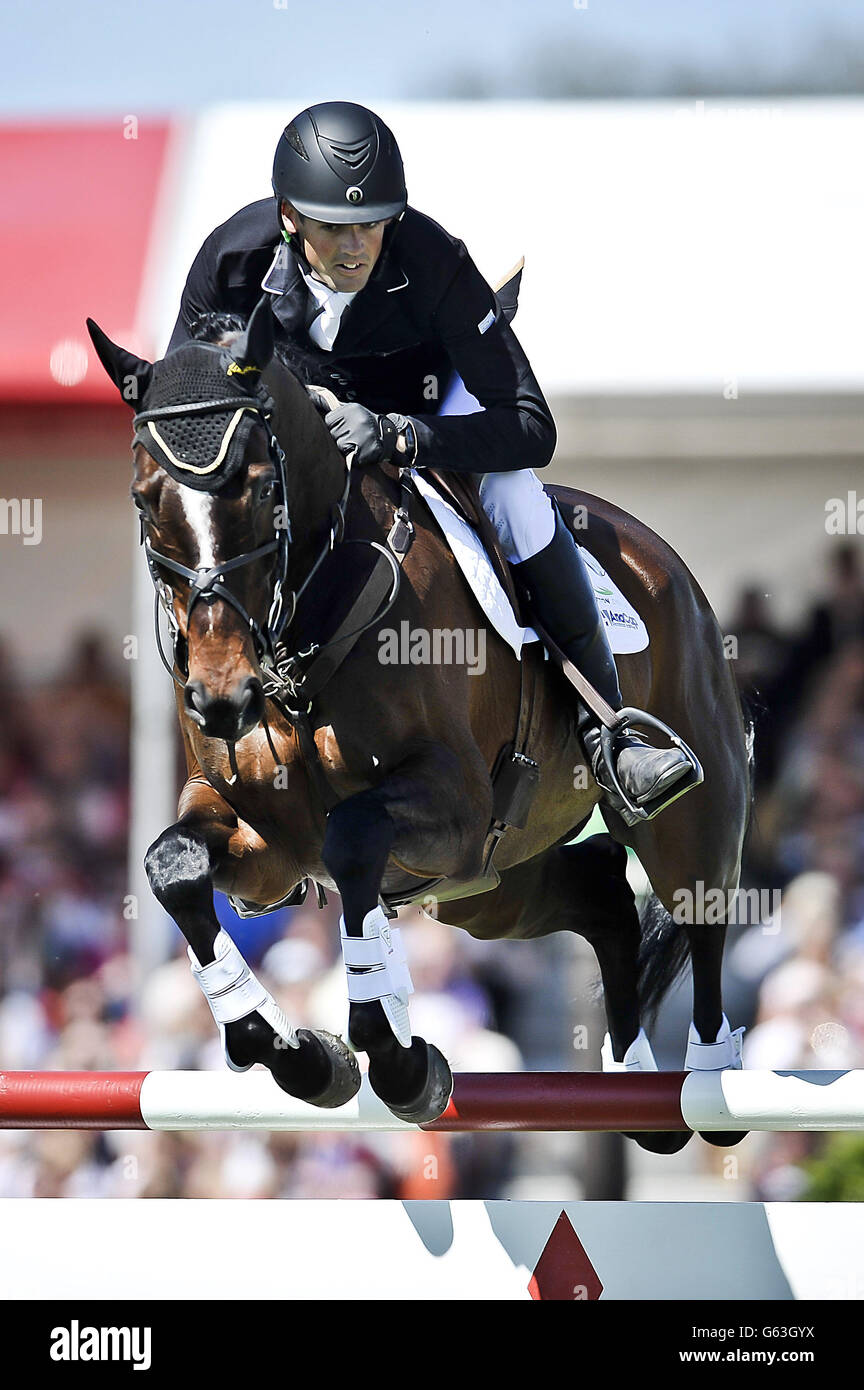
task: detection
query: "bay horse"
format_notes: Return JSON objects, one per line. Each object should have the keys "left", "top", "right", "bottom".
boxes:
{"left": 87, "top": 296, "right": 752, "bottom": 1155}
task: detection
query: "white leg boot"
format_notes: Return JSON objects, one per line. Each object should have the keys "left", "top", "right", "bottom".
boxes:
{"left": 188, "top": 928, "right": 299, "bottom": 1071}
{"left": 340, "top": 907, "right": 414, "bottom": 1048}
{"left": 685, "top": 1014, "right": 745, "bottom": 1070}
{"left": 601, "top": 1027, "right": 658, "bottom": 1072}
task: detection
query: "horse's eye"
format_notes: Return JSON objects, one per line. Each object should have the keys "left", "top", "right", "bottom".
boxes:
{"left": 260, "top": 482, "right": 274, "bottom": 500}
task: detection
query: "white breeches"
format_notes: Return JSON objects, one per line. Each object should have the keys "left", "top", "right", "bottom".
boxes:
{"left": 476, "top": 469, "right": 556, "bottom": 563}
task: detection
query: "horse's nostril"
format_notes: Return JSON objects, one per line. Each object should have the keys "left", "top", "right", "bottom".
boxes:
{"left": 237, "top": 678, "right": 265, "bottom": 724}
{"left": 183, "top": 682, "right": 208, "bottom": 725}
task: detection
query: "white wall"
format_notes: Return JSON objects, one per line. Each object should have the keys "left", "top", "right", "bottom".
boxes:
{"left": 151, "top": 98, "right": 864, "bottom": 393}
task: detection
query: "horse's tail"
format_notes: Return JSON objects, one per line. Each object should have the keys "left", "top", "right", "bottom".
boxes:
{"left": 636, "top": 690, "right": 758, "bottom": 1023}
{"left": 635, "top": 894, "right": 690, "bottom": 1024}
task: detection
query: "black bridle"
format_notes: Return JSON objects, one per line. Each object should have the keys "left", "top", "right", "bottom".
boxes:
{"left": 132, "top": 390, "right": 400, "bottom": 715}
{"left": 133, "top": 394, "right": 296, "bottom": 688}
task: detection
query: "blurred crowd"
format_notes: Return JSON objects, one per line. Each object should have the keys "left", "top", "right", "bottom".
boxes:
{"left": 1, "top": 539, "right": 864, "bottom": 1202}
{"left": 722, "top": 541, "right": 864, "bottom": 1199}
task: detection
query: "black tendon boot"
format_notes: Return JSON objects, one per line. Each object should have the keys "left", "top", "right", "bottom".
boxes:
{"left": 513, "top": 510, "right": 695, "bottom": 825}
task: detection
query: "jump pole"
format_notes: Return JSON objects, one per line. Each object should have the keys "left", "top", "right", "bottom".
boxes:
{"left": 2, "top": 1069, "right": 864, "bottom": 1132}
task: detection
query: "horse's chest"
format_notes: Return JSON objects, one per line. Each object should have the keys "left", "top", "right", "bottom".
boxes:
{"left": 189, "top": 721, "right": 369, "bottom": 821}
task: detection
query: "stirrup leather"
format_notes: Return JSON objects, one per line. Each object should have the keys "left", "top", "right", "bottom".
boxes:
{"left": 597, "top": 706, "right": 704, "bottom": 824}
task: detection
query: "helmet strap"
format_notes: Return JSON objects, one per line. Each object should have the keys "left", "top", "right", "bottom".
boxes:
{"left": 275, "top": 205, "right": 313, "bottom": 274}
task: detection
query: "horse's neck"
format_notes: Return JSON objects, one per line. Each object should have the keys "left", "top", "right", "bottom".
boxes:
{"left": 284, "top": 454, "right": 347, "bottom": 587}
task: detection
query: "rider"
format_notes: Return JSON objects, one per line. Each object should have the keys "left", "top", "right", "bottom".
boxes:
{"left": 167, "top": 100, "right": 694, "bottom": 825}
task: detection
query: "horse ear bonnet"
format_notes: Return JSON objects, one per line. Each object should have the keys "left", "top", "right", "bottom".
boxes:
{"left": 133, "top": 344, "right": 274, "bottom": 492}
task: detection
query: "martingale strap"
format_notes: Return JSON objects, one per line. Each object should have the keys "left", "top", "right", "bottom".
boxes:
{"left": 266, "top": 471, "right": 415, "bottom": 816}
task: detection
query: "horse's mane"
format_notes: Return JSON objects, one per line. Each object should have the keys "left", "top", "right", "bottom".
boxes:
{"left": 187, "top": 311, "right": 332, "bottom": 390}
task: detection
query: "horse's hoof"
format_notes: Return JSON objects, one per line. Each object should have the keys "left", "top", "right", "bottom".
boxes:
{"left": 272, "top": 1029, "right": 361, "bottom": 1108}
{"left": 369, "top": 1041, "right": 453, "bottom": 1125}
{"left": 223, "top": 1013, "right": 360, "bottom": 1107}
{"left": 699, "top": 1130, "right": 749, "bottom": 1149}
{"left": 626, "top": 1130, "right": 694, "bottom": 1155}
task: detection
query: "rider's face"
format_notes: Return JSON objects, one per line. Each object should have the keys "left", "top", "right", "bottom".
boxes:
{"left": 282, "top": 202, "right": 389, "bottom": 293}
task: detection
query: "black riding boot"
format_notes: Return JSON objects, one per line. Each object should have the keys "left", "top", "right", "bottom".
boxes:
{"left": 513, "top": 510, "right": 694, "bottom": 824}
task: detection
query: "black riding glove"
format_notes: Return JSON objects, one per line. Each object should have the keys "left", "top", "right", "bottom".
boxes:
{"left": 324, "top": 403, "right": 416, "bottom": 467}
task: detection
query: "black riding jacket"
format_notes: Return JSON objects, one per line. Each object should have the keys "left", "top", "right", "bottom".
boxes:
{"left": 167, "top": 199, "right": 556, "bottom": 475}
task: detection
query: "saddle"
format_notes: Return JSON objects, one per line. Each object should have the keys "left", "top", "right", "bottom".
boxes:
{"left": 418, "top": 467, "right": 527, "bottom": 626}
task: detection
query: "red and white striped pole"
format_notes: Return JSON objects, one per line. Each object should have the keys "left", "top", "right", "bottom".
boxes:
{"left": 2, "top": 1069, "right": 864, "bottom": 1132}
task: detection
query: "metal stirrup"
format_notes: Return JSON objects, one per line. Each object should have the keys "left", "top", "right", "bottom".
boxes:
{"left": 597, "top": 707, "right": 704, "bottom": 822}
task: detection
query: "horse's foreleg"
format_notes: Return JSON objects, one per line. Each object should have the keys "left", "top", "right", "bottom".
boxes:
{"left": 321, "top": 739, "right": 485, "bottom": 1123}
{"left": 144, "top": 784, "right": 359, "bottom": 1107}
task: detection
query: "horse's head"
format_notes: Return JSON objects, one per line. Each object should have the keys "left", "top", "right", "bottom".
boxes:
{"left": 87, "top": 296, "right": 345, "bottom": 744}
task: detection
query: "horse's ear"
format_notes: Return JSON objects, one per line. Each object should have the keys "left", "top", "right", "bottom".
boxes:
{"left": 86, "top": 318, "right": 153, "bottom": 408}
{"left": 230, "top": 293, "right": 276, "bottom": 374}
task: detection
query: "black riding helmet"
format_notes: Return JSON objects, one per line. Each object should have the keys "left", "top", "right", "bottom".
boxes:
{"left": 272, "top": 101, "right": 407, "bottom": 226}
